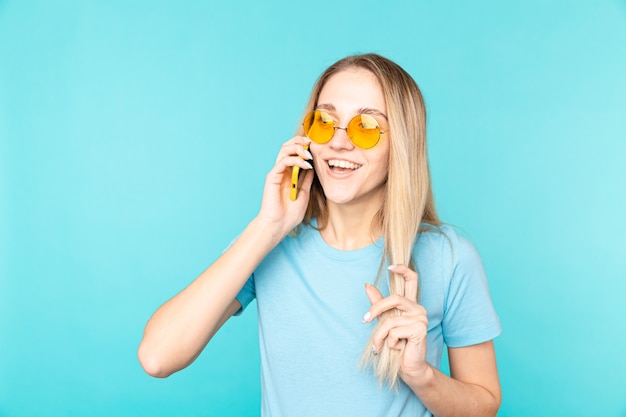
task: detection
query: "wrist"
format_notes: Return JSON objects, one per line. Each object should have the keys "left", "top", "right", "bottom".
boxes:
{"left": 249, "top": 216, "right": 292, "bottom": 245}
{"left": 402, "top": 363, "right": 436, "bottom": 393}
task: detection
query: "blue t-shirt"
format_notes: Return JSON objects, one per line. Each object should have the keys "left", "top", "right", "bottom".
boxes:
{"left": 236, "top": 223, "right": 501, "bottom": 417}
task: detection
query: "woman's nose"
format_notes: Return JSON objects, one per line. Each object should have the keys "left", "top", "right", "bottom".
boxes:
{"left": 328, "top": 126, "right": 355, "bottom": 150}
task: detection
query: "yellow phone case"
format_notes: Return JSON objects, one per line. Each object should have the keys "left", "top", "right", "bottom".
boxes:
{"left": 290, "top": 144, "right": 310, "bottom": 201}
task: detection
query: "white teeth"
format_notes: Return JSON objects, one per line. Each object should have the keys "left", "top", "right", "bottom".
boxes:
{"left": 328, "top": 159, "right": 362, "bottom": 170}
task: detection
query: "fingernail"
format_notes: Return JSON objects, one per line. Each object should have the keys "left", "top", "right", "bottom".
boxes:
{"left": 371, "top": 344, "right": 378, "bottom": 356}
{"left": 304, "top": 150, "right": 313, "bottom": 160}
{"left": 303, "top": 136, "right": 312, "bottom": 142}
{"left": 362, "top": 311, "right": 371, "bottom": 323}
{"left": 303, "top": 161, "right": 313, "bottom": 169}
{"left": 388, "top": 264, "right": 397, "bottom": 270}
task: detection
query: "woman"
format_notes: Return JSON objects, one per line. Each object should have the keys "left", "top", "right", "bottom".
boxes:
{"left": 138, "top": 54, "right": 502, "bottom": 416}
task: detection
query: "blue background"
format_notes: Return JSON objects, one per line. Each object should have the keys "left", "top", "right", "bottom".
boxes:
{"left": 1, "top": 1, "right": 625, "bottom": 416}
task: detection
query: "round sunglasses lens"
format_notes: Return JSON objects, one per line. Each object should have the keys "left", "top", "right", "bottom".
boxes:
{"left": 303, "top": 110, "right": 334, "bottom": 143}
{"left": 348, "top": 114, "right": 380, "bottom": 149}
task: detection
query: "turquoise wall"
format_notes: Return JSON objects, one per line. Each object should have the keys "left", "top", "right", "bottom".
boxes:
{"left": 1, "top": 1, "right": 625, "bottom": 416}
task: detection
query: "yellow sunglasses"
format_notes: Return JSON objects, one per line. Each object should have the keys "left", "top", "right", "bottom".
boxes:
{"left": 302, "top": 109, "right": 386, "bottom": 149}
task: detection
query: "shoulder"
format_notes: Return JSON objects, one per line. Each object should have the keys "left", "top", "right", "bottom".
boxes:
{"left": 414, "top": 224, "right": 481, "bottom": 264}
{"left": 413, "top": 224, "right": 487, "bottom": 294}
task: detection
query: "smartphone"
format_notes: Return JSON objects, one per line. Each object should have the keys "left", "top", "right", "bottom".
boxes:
{"left": 290, "top": 144, "right": 310, "bottom": 201}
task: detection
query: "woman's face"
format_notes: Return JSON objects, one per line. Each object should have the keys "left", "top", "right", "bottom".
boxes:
{"left": 310, "top": 68, "right": 390, "bottom": 208}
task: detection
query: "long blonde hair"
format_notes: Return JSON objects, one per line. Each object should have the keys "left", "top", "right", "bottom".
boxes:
{"left": 297, "top": 54, "right": 439, "bottom": 388}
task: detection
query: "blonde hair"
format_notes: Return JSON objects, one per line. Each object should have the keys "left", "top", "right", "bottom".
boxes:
{"left": 297, "top": 54, "right": 439, "bottom": 388}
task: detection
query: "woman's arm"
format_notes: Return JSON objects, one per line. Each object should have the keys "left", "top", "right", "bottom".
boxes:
{"left": 137, "top": 136, "right": 314, "bottom": 378}
{"left": 138, "top": 218, "right": 286, "bottom": 378}
{"left": 364, "top": 265, "right": 501, "bottom": 416}
{"left": 403, "top": 341, "right": 501, "bottom": 417}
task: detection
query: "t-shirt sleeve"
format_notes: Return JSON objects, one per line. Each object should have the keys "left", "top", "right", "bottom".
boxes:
{"left": 234, "top": 274, "right": 256, "bottom": 316}
{"left": 442, "top": 232, "right": 501, "bottom": 347}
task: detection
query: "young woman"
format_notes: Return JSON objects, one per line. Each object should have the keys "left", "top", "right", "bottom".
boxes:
{"left": 138, "top": 54, "right": 502, "bottom": 417}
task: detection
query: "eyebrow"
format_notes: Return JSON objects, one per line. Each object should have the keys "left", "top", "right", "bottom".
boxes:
{"left": 315, "top": 103, "right": 389, "bottom": 122}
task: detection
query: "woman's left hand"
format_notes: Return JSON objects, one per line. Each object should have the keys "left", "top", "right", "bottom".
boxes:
{"left": 362, "top": 264, "right": 430, "bottom": 381}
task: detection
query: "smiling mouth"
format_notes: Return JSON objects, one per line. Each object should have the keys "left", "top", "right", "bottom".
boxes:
{"left": 327, "top": 159, "right": 362, "bottom": 170}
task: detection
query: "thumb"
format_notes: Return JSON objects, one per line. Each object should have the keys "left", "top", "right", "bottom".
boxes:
{"left": 364, "top": 283, "right": 384, "bottom": 305}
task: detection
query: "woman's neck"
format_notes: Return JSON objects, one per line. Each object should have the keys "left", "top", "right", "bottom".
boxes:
{"left": 320, "top": 200, "right": 383, "bottom": 251}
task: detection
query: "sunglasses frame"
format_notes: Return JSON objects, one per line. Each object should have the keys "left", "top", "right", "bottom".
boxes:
{"left": 302, "top": 109, "right": 387, "bottom": 149}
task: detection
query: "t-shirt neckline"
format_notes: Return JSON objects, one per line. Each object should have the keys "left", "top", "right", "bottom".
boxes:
{"left": 303, "top": 219, "right": 385, "bottom": 262}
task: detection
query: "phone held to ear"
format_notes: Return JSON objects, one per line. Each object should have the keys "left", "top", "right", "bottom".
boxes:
{"left": 290, "top": 144, "right": 310, "bottom": 201}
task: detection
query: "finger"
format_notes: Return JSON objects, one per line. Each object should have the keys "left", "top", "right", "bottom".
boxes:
{"left": 265, "top": 159, "right": 312, "bottom": 194}
{"left": 276, "top": 146, "right": 312, "bottom": 164}
{"left": 388, "top": 264, "right": 418, "bottom": 302}
{"left": 361, "top": 284, "right": 383, "bottom": 323}
{"left": 371, "top": 314, "right": 428, "bottom": 354}
{"left": 372, "top": 316, "right": 415, "bottom": 352}
{"left": 365, "top": 283, "right": 383, "bottom": 304}
{"left": 385, "top": 317, "right": 428, "bottom": 349}
{"left": 271, "top": 155, "right": 313, "bottom": 175}
{"left": 279, "top": 136, "right": 311, "bottom": 150}
{"left": 277, "top": 137, "right": 312, "bottom": 162}
{"left": 362, "top": 294, "right": 426, "bottom": 324}
{"left": 281, "top": 135, "right": 311, "bottom": 147}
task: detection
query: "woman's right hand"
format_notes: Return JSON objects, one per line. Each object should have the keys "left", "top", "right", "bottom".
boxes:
{"left": 138, "top": 136, "right": 314, "bottom": 378}
{"left": 256, "top": 136, "right": 315, "bottom": 236}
